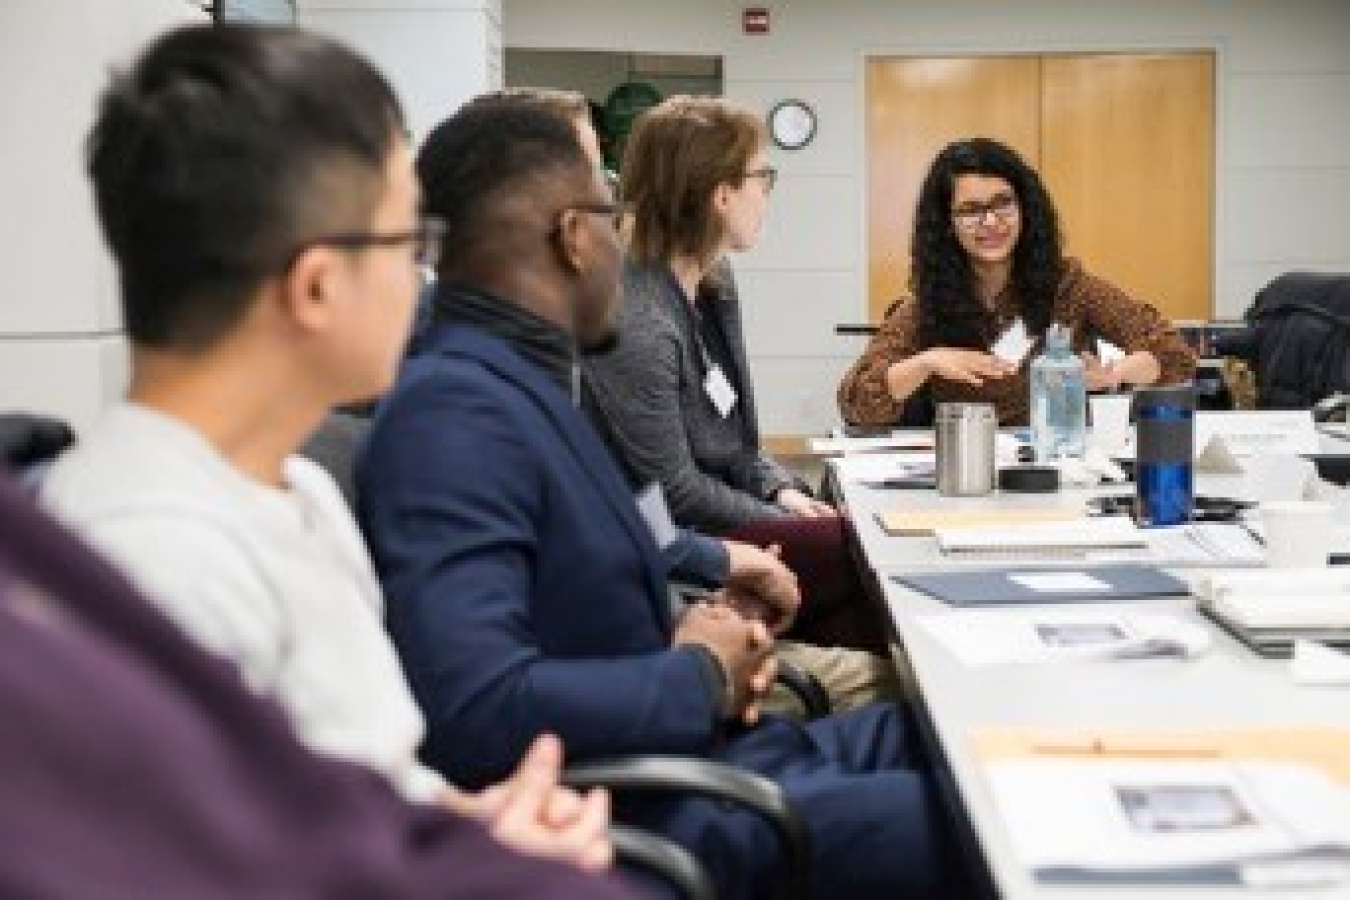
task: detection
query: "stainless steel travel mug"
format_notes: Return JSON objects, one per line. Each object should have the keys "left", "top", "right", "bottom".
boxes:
{"left": 935, "top": 403, "right": 996, "bottom": 496}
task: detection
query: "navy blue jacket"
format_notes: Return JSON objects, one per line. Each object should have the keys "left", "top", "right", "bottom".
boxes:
{"left": 358, "top": 324, "right": 723, "bottom": 785}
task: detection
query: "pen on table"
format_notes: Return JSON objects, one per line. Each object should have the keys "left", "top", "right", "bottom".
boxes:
{"left": 859, "top": 478, "right": 935, "bottom": 490}
{"left": 1031, "top": 739, "right": 1222, "bottom": 759}
{"left": 1235, "top": 516, "right": 1266, "bottom": 547}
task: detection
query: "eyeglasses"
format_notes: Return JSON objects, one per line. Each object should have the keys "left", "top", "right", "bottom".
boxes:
{"left": 743, "top": 166, "right": 778, "bottom": 193}
{"left": 554, "top": 200, "right": 624, "bottom": 234}
{"left": 951, "top": 194, "right": 1018, "bottom": 231}
{"left": 285, "top": 216, "right": 445, "bottom": 270}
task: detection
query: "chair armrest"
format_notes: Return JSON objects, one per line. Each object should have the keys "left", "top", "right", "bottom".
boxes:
{"left": 610, "top": 824, "right": 714, "bottom": 900}
{"left": 564, "top": 755, "right": 808, "bottom": 891}
{"left": 774, "top": 657, "right": 831, "bottom": 719}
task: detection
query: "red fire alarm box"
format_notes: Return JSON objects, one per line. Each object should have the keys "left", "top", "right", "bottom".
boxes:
{"left": 743, "top": 7, "right": 770, "bottom": 35}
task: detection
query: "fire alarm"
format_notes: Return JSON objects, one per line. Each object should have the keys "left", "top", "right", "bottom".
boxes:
{"left": 743, "top": 7, "right": 769, "bottom": 35}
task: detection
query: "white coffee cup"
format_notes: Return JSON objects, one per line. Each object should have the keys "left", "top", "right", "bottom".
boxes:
{"left": 1088, "top": 393, "right": 1133, "bottom": 457}
{"left": 1260, "top": 501, "right": 1338, "bottom": 567}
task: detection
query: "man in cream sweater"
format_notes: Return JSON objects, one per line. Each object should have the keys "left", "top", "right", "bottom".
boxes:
{"left": 42, "top": 23, "right": 609, "bottom": 873}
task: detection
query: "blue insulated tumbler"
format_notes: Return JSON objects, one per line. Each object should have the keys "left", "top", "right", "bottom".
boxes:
{"left": 1134, "top": 385, "right": 1195, "bottom": 527}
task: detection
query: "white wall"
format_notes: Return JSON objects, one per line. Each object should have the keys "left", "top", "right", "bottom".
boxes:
{"left": 298, "top": 0, "right": 501, "bottom": 142}
{"left": 0, "top": 0, "right": 202, "bottom": 432}
{"left": 505, "top": 0, "right": 1350, "bottom": 435}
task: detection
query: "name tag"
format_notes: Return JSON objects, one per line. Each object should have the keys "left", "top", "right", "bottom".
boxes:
{"left": 635, "top": 482, "right": 680, "bottom": 550}
{"left": 704, "top": 365, "right": 738, "bottom": 418}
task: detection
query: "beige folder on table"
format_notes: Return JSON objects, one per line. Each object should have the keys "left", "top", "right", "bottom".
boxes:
{"left": 973, "top": 726, "right": 1350, "bottom": 782}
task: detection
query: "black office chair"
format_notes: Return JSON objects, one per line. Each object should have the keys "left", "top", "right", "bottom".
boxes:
{"left": 1229, "top": 271, "right": 1350, "bottom": 410}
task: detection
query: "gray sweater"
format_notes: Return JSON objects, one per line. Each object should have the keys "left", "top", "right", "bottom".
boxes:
{"left": 583, "top": 260, "right": 794, "bottom": 533}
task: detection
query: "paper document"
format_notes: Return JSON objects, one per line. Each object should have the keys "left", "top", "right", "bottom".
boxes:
{"left": 984, "top": 757, "right": 1350, "bottom": 886}
{"left": 917, "top": 609, "right": 1209, "bottom": 667}
{"left": 1291, "top": 641, "right": 1350, "bottom": 686}
{"left": 810, "top": 433, "right": 933, "bottom": 456}
{"left": 877, "top": 506, "right": 1084, "bottom": 537}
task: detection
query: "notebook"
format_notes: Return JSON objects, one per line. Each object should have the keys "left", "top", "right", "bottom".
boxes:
{"left": 876, "top": 506, "right": 1084, "bottom": 537}
{"left": 933, "top": 517, "right": 1147, "bottom": 559}
{"left": 896, "top": 564, "right": 1190, "bottom": 607}
{"left": 1194, "top": 570, "right": 1350, "bottom": 658}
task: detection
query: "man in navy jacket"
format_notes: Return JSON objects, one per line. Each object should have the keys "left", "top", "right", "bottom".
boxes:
{"left": 358, "top": 102, "right": 953, "bottom": 898}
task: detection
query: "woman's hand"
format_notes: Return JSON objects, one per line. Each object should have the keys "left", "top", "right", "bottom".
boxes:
{"left": 775, "top": 487, "right": 835, "bottom": 518}
{"left": 915, "top": 348, "right": 1016, "bottom": 386}
{"left": 1081, "top": 350, "right": 1161, "bottom": 391}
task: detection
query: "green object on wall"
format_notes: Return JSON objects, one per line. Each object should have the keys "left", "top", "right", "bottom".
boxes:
{"left": 603, "top": 81, "right": 663, "bottom": 171}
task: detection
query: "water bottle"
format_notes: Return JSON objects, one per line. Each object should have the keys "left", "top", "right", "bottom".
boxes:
{"left": 1134, "top": 384, "right": 1195, "bottom": 527}
{"left": 1029, "top": 323, "right": 1086, "bottom": 462}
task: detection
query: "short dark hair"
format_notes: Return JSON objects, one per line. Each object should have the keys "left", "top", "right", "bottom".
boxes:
{"left": 87, "top": 24, "right": 404, "bottom": 350}
{"left": 910, "top": 137, "right": 1063, "bottom": 348}
{"left": 416, "top": 101, "right": 590, "bottom": 276}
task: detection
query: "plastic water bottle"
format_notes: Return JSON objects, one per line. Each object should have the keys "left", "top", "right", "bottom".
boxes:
{"left": 1029, "top": 323, "right": 1086, "bottom": 462}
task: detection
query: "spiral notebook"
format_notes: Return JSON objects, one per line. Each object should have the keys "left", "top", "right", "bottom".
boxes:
{"left": 934, "top": 517, "right": 1148, "bottom": 560}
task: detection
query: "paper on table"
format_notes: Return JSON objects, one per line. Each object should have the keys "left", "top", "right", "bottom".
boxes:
{"left": 984, "top": 757, "right": 1350, "bottom": 886}
{"left": 810, "top": 433, "right": 934, "bottom": 456}
{"left": 876, "top": 506, "right": 1084, "bottom": 536}
{"left": 917, "top": 609, "right": 1210, "bottom": 667}
{"left": 990, "top": 318, "right": 1033, "bottom": 366}
{"left": 1292, "top": 640, "right": 1350, "bottom": 686}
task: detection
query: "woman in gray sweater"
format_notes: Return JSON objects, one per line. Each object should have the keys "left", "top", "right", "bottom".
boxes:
{"left": 583, "top": 96, "right": 883, "bottom": 652}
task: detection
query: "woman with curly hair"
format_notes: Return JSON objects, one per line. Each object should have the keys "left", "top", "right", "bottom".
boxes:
{"left": 838, "top": 137, "right": 1195, "bottom": 426}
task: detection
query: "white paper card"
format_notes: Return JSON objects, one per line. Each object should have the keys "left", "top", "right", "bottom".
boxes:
{"left": 1095, "top": 337, "right": 1125, "bottom": 365}
{"left": 635, "top": 482, "right": 681, "bottom": 550}
{"left": 703, "top": 365, "right": 737, "bottom": 418}
{"left": 1194, "top": 410, "right": 1320, "bottom": 459}
{"left": 990, "top": 318, "right": 1033, "bottom": 366}
{"left": 1009, "top": 572, "right": 1112, "bottom": 593}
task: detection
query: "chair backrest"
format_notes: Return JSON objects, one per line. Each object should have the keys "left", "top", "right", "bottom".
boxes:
{"left": 0, "top": 412, "right": 76, "bottom": 491}
{"left": 1243, "top": 272, "right": 1350, "bottom": 409}
{"left": 298, "top": 411, "right": 370, "bottom": 511}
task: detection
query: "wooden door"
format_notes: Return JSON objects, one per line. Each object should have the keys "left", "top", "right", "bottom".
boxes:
{"left": 865, "top": 56, "right": 1041, "bottom": 322}
{"left": 1041, "top": 53, "right": 1215, "bottom": 322}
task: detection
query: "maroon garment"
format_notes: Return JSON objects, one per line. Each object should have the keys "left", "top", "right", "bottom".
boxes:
{"left": 720, "top": 515, "right": 889, "bottom": 653}
{"left": 0, "top": 476, "right": 628, "bottom": 899}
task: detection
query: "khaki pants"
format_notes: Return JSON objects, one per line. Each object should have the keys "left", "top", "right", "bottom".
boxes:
{"left": 762, "top": 640, "right": 902, "bottom": 719}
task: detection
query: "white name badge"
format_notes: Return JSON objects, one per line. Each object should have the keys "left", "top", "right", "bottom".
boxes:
{"left": 635, "top": 482, "right": 681, "bottom": 550}
{"left": 704, "top": 365, "right": 738, "bottom": 418}
{"left": 990, "top": 318, "right": 1033, "bottom": 367}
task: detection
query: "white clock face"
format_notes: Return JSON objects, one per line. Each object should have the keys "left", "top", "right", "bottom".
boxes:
{"left": 770, "top": 101, "right": 815, "bottom": 150}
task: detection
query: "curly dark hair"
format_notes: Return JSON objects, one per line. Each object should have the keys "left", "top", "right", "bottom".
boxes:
{"left": 909, "top": 137, "right": 1063, "bottom": 349}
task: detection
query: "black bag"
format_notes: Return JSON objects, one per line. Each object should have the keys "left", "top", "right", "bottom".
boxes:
{"left": 1242, "top": 272, "right": 1350, "bottom": 409}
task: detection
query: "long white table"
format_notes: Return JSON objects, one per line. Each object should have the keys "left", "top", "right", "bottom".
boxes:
{"left": 831, "top": 451, "right": 1350, "bottom": 899}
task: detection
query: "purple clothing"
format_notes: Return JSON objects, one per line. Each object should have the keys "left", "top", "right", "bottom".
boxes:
{"left": 0, "top": 475, "right": 628, "bottom": 899}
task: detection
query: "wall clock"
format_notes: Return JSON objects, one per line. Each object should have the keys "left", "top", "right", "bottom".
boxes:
{"left": 768, "top": 99, "right": 816, "bottom": 150}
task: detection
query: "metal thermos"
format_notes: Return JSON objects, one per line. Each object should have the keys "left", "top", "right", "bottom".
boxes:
{"left": 935, "top": 403, "right": 996, "bottom": 496}
{"left": 1134, "top": 385, "right": 1195, "bottom": 527}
